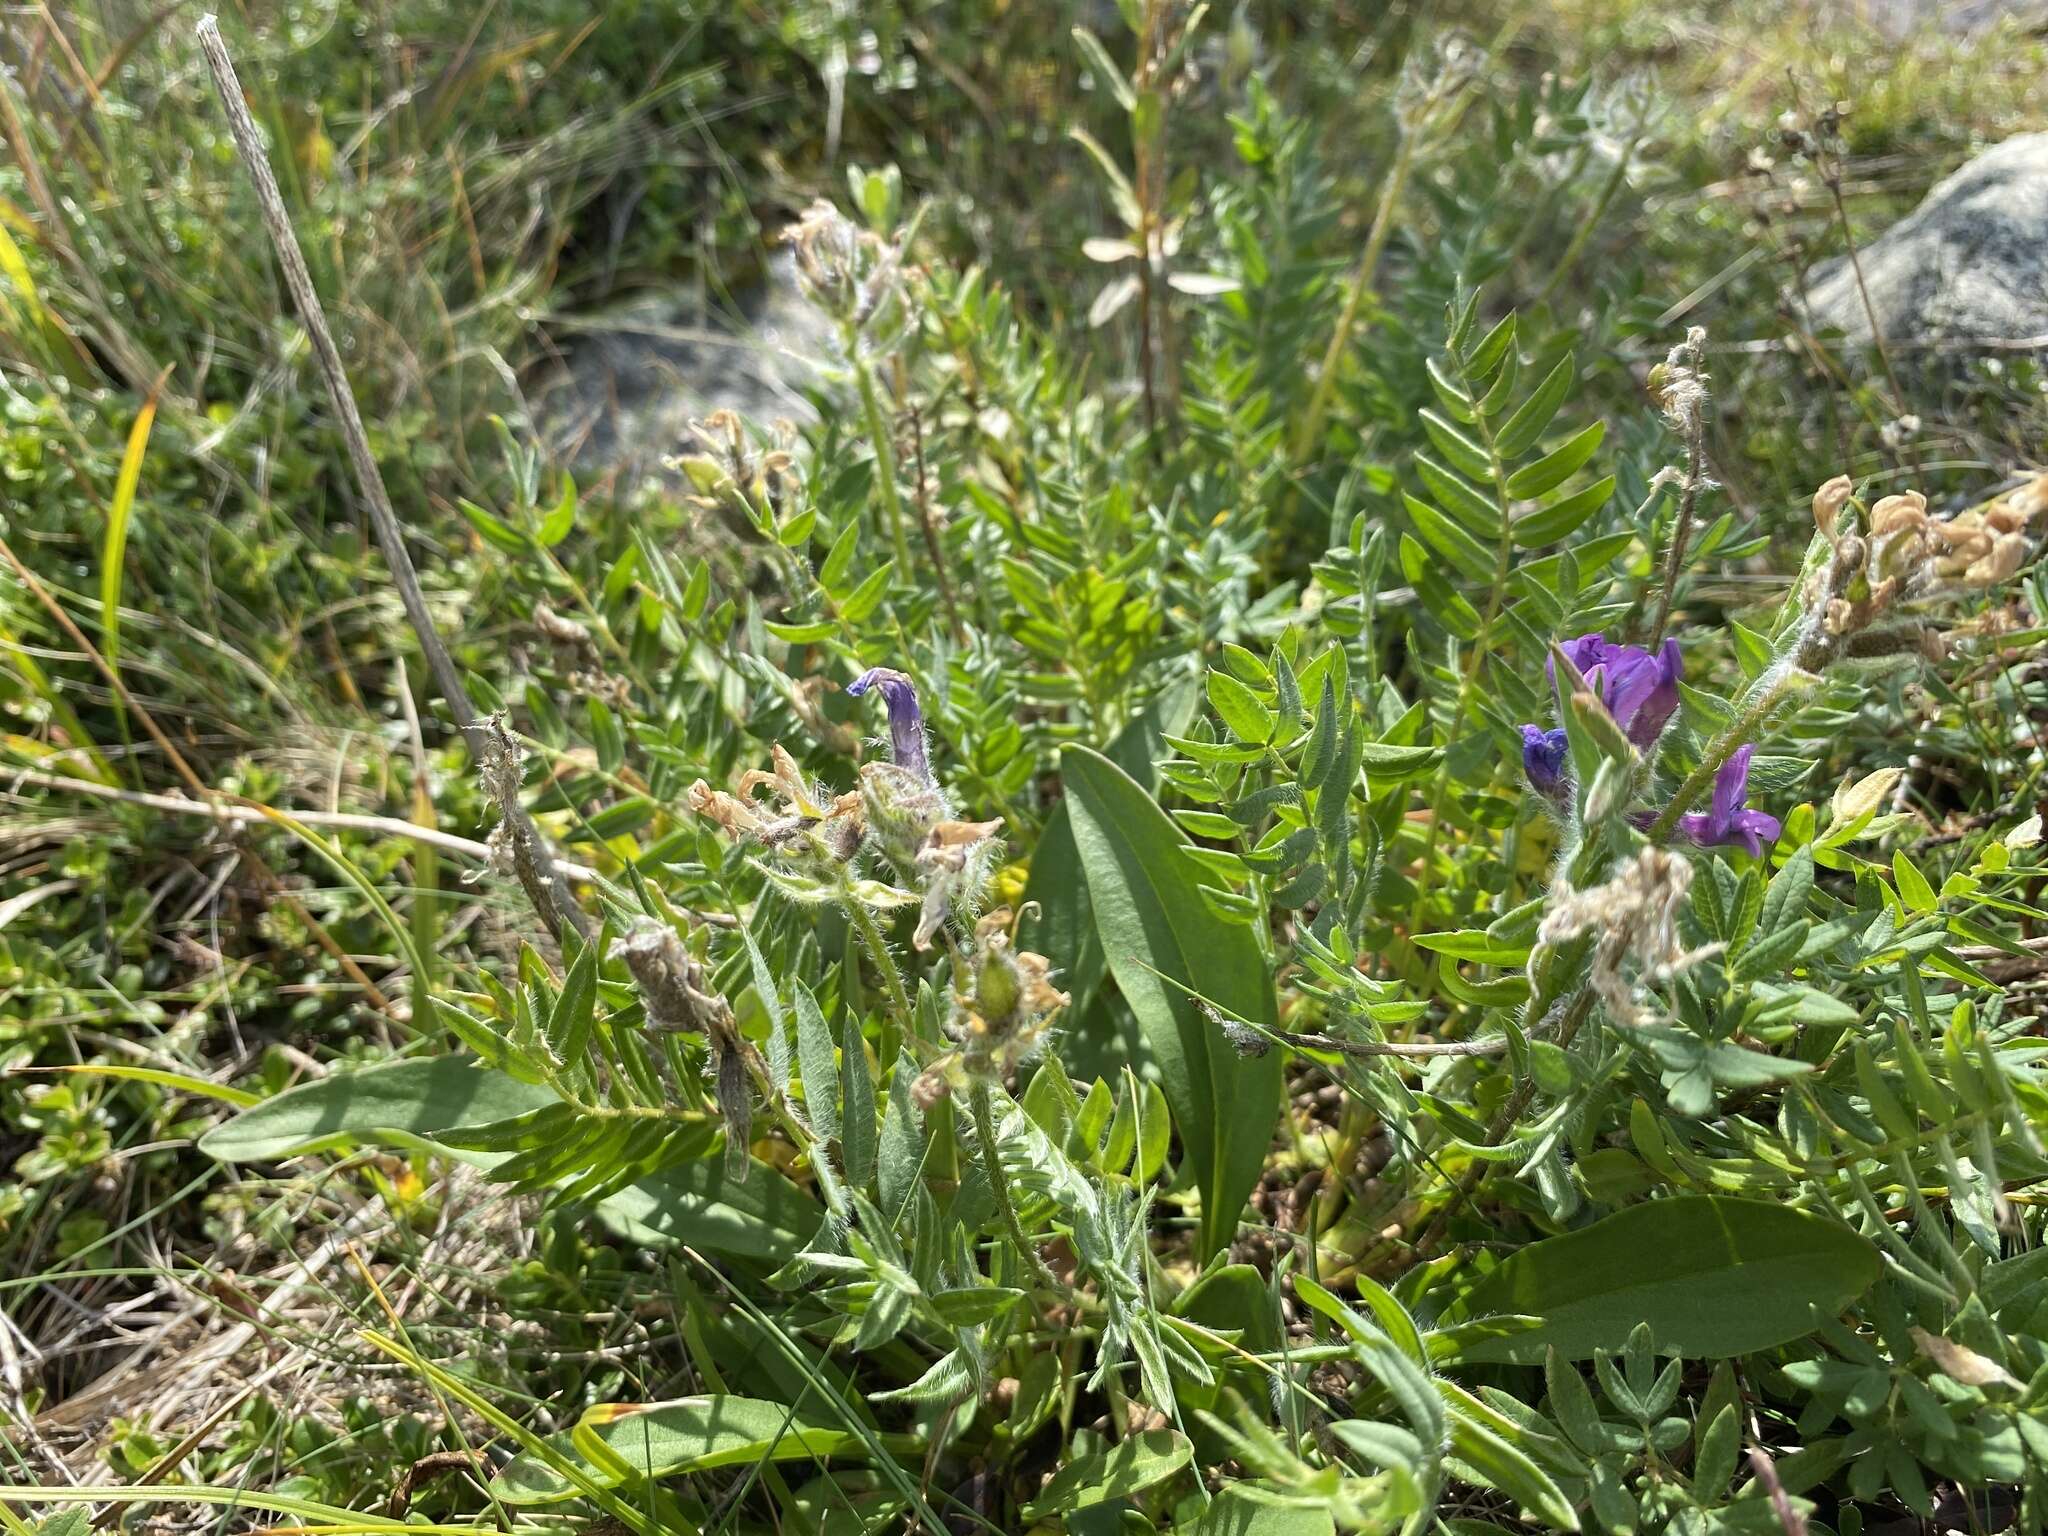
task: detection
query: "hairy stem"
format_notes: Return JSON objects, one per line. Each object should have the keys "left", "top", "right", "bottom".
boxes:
{"left": 854, "top": 353, "right": 913, "bottom": 570}
{"left": 848, "top": 895, "right": 915, "bottom": 1037}
{"left": 970, "top": 1079, "right": 1062, "bottom": 1295}
{"left": 1645, "top": 664, "right": 1813, "bottom": 841}
{"left": 1647, "top": 425, "right": 1705, "bottom": 649}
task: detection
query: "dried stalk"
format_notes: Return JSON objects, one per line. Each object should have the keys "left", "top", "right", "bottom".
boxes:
{"left": 196, "top": 14, "right": 589, "bottom": 945}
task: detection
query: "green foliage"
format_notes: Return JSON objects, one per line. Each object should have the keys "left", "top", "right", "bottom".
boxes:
{"left": 1063, "top": 744, "right": 1284, "bottom": 1259}
{"left": 10, "top": 1, "right": 2048, "bottom": 1533}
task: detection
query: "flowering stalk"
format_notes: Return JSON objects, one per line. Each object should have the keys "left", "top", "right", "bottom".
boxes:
{"left": 1645, "top": 663, "right": 1812, "bottom": 842}
{"left": 1645, "top": 328, "right": 1711, "bottom": 649}
{"left": 849, "top": 892, "right": 915, "bottom": 1050}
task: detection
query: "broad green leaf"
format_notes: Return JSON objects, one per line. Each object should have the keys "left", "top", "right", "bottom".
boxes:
{"left": 764, "top": 619, "right": 838, "bottom": 644}
{"left": 1358, "top": 741, "right": 1444, "bottom": 778}
{"left": 1444, "top": 1196, "right": 1878, "bottom": 1362}
{"left": 1020, "top": 679, "right": 1197, "bottom": 1083}
{"left": 592, "top": 1157, "right": 820, "bottom": 1263}
{"left": 1071, "top": 27, "right": 1136, "bottom": 109}
{"left": 1176, "top": 1486, "right": 1336, "bottom": 1535}
{"left": 538, "top": 475, "right": 577, "bottom": 545}
{"left": 1414, "top": 456, "right": 1501, "bottom": 539}
{"left": 1510, "top": 474, "right": 1614, "bottom": 548}
{"left": 1061, "top": 745, "right": 1282, "bottom": 1258}
{"left": 1069, "top": 128, "right": 1141, "bottom": 228}
{"left": 1467, "top": 311, "right": 1517, "bottom": 377}
{"left": 1400, "top": 533, "right": 1482, "bottom": 639}
{"left": 1021, "top": 1429, "right": 1191, "bottom": 1519}
{"left": 1426, "top": 355, "right": 1476, "bottom": 423}
{"left": 1504, "top": 419, "right": 1604, "bottom": 499}
{"left": 1404, "top": 493, "right": 1494, "bottom": 583}
{"left": 795, "top": 979, "right": 841, "bottom": 1146}
{"left": 1893, "top": 849, "right": 1937, "bottom": 914}
{"left": 548, "top": 933, "right": 598, "bottom": 1068}
{"left": 492, "top": 1397, "right": 906, "bottom": 1503}
{"left": 1419, "top": 409, "right": 1492, "bottom": 481}
{"left": 197, "top": 1057, "right": 558, "bottom": 1164}
{"left": 587, "top": 697, "right": 625, "bottom": 773}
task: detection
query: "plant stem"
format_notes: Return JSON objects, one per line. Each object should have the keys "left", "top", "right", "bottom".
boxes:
{"left": 197, "top": 17, "right": 588, "bottom": 946}
{"left": 970, "top": 1079, "right": 1061, "bottom": 1295}
{"left": 1646, "top": 664, "right": 1813, "bottom": 840}
{"left": 1823, "top": 171, "right": 1913, "bottom": 465}
{"left": 853, "top": 352, "right": 913, "bottom": 570}
{"left": 1380, "top": 981, "right": 1596, "bottom": 1272}
{"left": 1293, "top": 125, "right": 1417, "bottom": 464}
{"left": 849, "top": 894, "right": 915, "bottom": 1036}
{"left": 1538, "top": 134, "right": 1638, "bottom": 305}
{"left": 1647, "top": 423, "right": 1705, "bottom": 650}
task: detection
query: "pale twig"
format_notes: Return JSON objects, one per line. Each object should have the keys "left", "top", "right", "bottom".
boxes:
{"left": 196, "top": 15, "right": 589, "bottom": 946}
{"left": 6, "top": 766, "right": 741, "bottom": 927}
{"left": 2, "top": 765, "right": 600, "bottom": 880}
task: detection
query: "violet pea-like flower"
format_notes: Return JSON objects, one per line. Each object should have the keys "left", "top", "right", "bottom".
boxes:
{"left": 847, "top": 666, "right": 932, "bottom": 784}
{"left": 1519, "top": 724, "right": 1569, "bottom": 801}
{"left": 1676, "top": 745, "right": 1782, "bottom": 858}
{"left": 1550, "top": 633, "right": 1683, "bottom": 750}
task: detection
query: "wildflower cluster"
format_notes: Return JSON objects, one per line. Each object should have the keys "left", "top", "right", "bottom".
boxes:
{"left": 670, "top": 408, "right": 802, "bottom": 529}
{"left": 1518, "top": 630, "right": 1779, "bottom": 856}
{"left": 1802, "top": 472, "right": 2047, "bottom": 664}
{"left": 781, "top": 198, "right": 910, "bottom": 355}
{"left": 686, "top": 667, "right": 1003, "bottom": 955}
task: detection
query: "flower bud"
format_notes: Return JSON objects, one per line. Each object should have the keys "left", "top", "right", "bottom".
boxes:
{"left": 1811, "top": 474, "right": 1853, "bottom": 538}
{"left": 974, "top": 944, "right": 1022, "bottom": 1024}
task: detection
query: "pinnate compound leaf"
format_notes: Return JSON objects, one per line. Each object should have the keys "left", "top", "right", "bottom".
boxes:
{"left": 200, "top": 1058, "right": 818, "bottom": 1262}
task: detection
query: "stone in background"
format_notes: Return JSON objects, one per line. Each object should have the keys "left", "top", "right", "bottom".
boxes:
{"left": 534, "top": 262, "right": 829, "bottom": 495}
{"left": 1807, "top": 132, "right": 2048, "bottom": 346}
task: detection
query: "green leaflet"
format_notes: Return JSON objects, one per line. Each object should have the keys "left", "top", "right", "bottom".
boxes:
{"left": 1019, "top": 676, "right": 1198, "bottom": 1082}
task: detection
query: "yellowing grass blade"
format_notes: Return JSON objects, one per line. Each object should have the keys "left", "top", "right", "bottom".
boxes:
{"left": 45, "top": 1063, "right": 260, "bottom": 1108}
{"left": 0, "top": 220, "right": 43, "bottom": 332}
{"left": 0, "top": 627, "right": 117, "bottom": 782}
{"left": 102, "top": 371, "right": 169, "bottom": 669}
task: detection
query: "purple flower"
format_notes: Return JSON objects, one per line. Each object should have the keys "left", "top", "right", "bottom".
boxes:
{"left": 1520, "top": 724, "right": 1569, "bottom": 800}
{"left": 847, "top": 666, "right": 931, "bottom": 783}
{"left": 1677, "top": 745, "right": 1782, "bottom": 857}
{"left": 1550, "top": 634, "right": 1683, "bottom": 749}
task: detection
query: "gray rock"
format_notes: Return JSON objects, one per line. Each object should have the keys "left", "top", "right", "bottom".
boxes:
{"left": 533, "top": 260, "right": 833, "bottom": 495}
{"left": 1807, "top": 133, "right": 2048, "bottom": 346}
{"left": 1864, "top": 0, "right": 2048, "bottom": 37}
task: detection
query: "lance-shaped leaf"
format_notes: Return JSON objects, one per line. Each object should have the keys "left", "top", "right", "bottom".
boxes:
{"left": 1060, "top": 745, "right": 1281, "bottom": 1258}
{"left": 1443, "top": 1195, "right": 1879, "bottom": 1362}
